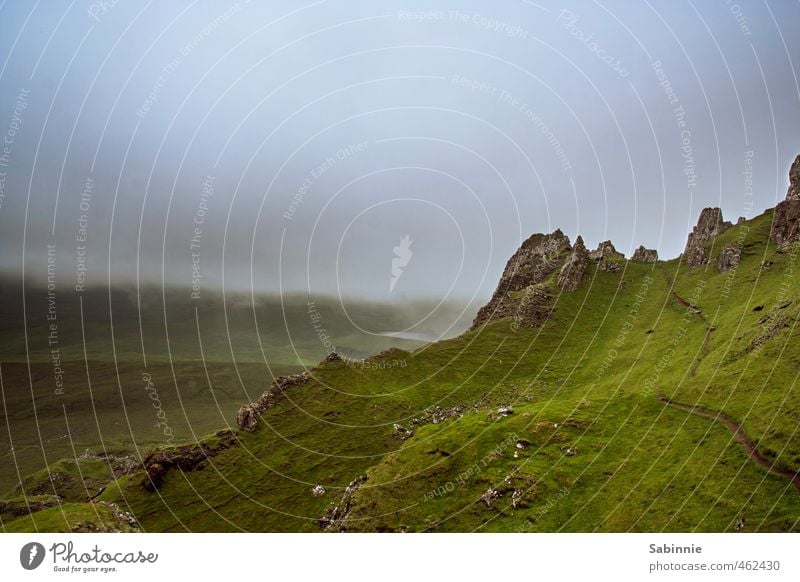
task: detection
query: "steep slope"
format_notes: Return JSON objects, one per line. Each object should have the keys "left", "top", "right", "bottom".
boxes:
{"left": 4, "top": 162, "right": 800, "bottom": 533}
{"left": 0, "top": 292, "right": 460, "bottom": 494}
{"left": 334, "top": 210, "right": 800, "bottom": 532}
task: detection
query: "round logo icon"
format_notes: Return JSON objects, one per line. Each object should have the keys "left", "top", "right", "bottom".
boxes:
{"left": 20, "top": 542, "right": 45, "bottom": 570}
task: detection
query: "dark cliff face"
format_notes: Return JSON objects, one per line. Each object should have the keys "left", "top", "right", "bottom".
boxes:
{"left": 471, "top": 230, "right": 571, "bottom": 328}
{"left": 771, "top": 155, "right": 800, "bottom": 249}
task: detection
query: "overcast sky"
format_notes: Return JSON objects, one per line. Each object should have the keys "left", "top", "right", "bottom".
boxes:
{"left": 0, "top": 0, "right": 798, "bottom": 304}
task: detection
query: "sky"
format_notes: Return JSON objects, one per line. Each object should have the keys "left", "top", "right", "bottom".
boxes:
{"left": 0, "top": 0, "right": 798, "bottom": 305}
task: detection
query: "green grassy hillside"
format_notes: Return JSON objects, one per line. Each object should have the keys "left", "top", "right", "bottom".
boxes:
{"left": 3, "top": 209, "right": 799, "bottom": 532}
{"left": 0, "top": 290, "right": 469, "bottom": 496}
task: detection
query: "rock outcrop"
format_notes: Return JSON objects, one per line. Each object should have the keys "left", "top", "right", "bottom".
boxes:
{"left": 558, "top": 236, "right": 589, "bottom": 292}
{"left": 235, "top": 372, "right": 310, "bottom": 432}
{"left": 772, "top": 200, "right": 800, "bottom": 249}
{"left": 601, "top": 261, "right": 621, "bottom": 272}
{"left": 771, "top": 155, "right": 800, "bottom": 249}
{"left": 142, "top": 429, "right": 237, "bottom": 492}
{"left": 588, "top": 240, "right": 624, "bottom": 261}
{"left": 631, "top": 245, "right": 658, "bottom": 263}
{"left": 683, "top": 207, "right": 727, "bottom": 267}
{"left": 319, "top": 474, "right": 368, "bottom": 531}
{"left": 718, "top": 243, "right": 742, "bottom": 272}
{"left": 235, "top": 406, "right": 259, "bottom": 432}
{"left": 472, "top": 230, "right": 571, "bottom": 328}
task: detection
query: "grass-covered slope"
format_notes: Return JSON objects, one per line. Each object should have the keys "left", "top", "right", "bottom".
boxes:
{"left": 0, "top": 291, "right": 467, "bottom": 495}
{"left": 4, "top": 209, "right": 799, "bottom": 532}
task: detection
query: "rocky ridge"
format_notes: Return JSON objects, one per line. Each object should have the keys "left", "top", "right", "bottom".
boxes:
{"left": 142, "top": 429, "right": 237, "bottom": 492}
{"left": 235, "top": 372, "right": 311, "bottom": 432}
{"left": 472, "top": 230, "right": 571, "bottom": 328}
{"left": 472, "top": 156, "right": 800, "bottom": 329}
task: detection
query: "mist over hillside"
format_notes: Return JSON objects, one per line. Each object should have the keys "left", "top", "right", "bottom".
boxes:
{"left": 0, "top": 278, "right": 477, "bottom": 357}
{"left": 0, "top": 277, "right": 477, "bottom": 493}
{"left": 1, "top": 0, "right": 800, "bottom": 550}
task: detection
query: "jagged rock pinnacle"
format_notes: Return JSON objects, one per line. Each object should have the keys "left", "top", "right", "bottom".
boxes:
{"left": 683, "top": 207, "right": 726, "bottom": 267}
{"left": 471, "top": 229, "right": 571, "bottom": 328}
{"left": 472, "top": 154, "right": 800, "bottom": 330}
{"left": 558, "top": 236, "right": 589, "bottom": 292}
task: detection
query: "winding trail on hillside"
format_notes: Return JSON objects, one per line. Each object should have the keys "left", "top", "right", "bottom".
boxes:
{"left": 659, "top": 396, "right": 800, "bottom": 492}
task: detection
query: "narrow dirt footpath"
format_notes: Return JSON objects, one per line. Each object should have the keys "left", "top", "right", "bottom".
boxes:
{"left": 659, "top": 396, "right": 800, "bottom": 492}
